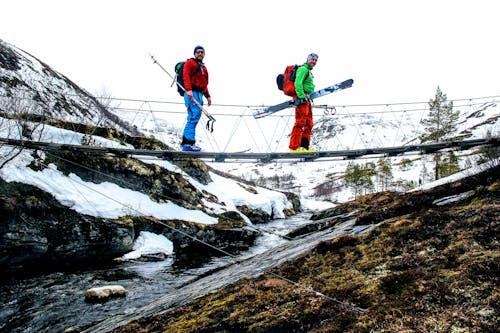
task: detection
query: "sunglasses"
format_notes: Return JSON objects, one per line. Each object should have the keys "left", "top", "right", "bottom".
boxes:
{"left": 195, "top": 50, "right": 205, "bottom": 54}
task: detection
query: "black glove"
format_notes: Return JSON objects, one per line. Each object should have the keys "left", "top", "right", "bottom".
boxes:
{"left": 294, "top": 98, "right": 308, "bottom": 105}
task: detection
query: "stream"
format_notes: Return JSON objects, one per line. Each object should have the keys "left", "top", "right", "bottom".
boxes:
{"left": 0, "top": 213, "right": 374, "bottom": 333}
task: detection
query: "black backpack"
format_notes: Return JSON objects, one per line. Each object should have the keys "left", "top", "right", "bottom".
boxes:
{"left": 174, "top": 59, "right": 202, "bottom": 97}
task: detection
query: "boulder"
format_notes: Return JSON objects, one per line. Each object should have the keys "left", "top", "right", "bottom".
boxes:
{"left": 85, "top": 285, "right": 127, "bottom": 303}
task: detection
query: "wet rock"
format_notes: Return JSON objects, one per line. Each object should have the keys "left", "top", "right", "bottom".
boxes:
{"left": 236, "top": 205, "right": 272, "bottom": 224}
{"left": 131, "top": 216, "right": 259, "bottom": 256}
{"left": 283, "top": 191, "right": 301, "bottom": 214}
{"left": 286, "top": 211, "right": 359, "bottom": 239}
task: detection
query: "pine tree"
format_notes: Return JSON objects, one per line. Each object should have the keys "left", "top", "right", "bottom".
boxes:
{"left": 439, "top": 151, "right": 460, "bottom": 178}
{"left": 344, "top": 162, "right": 363, "bottom": 198}
{"left": 344, "top": 162, "right": 376, "bottom": 198}
{"left": 376, "top": 158, "right": 393, "bottom": 191}
{"left": 420, "top": 87, "right": 460, "bottom": 179}
{"left": 420, "top": 87, "right": 460, "bottom": 143}
{"left": 361, "top": 162, "right": 376, "bottom": 195}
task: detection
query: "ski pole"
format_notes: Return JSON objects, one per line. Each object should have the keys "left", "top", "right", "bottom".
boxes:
{"left": 149, "top": 54, "right": 216, "bottom": 132}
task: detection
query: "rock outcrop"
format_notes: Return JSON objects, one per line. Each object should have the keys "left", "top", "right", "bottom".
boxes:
{"left": 0, "top": 179, "right": 134, "bottom": 273}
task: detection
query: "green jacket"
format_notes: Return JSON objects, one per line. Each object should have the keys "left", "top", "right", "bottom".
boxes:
{"left": 294, "top": 63, "right": 315, "bottom": 99}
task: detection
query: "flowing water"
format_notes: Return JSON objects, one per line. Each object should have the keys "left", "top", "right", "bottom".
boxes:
{"left": 0, "top": 213, "right": 374, "bottom": 333}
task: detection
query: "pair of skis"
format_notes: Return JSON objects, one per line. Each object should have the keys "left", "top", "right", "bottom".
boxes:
{"left": 252, "top": 79, "right": 354, "bottom": 119}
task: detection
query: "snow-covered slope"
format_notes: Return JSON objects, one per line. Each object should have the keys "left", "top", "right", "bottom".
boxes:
{"left": 0, "top": 38, "right": 137, "bottom": 134}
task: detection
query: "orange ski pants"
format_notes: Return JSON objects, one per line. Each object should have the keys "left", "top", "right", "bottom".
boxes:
{"left": 289, "top": 100, "right": 313, "bottom": 150}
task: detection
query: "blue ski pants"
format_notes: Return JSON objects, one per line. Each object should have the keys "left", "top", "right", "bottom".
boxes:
{"left": 182, "top": 91, "right": 203, "bottom": 142}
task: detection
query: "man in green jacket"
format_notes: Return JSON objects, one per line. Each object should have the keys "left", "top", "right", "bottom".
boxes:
{"left": 289, "top": 53, "right": 318, "bottom": 152}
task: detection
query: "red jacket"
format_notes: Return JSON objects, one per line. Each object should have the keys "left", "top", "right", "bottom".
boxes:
{"left": 183, "top": 58, "right": 210, "bottom": 98}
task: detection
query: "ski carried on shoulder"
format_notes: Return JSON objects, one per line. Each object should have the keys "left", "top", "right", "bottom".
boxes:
{"left": 253, "top": 79, "right": 353, "bottom": 119}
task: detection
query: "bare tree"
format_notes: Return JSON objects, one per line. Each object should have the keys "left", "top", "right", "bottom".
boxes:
{"left": 0, "top": 91, "right": 45, "bottom": 168}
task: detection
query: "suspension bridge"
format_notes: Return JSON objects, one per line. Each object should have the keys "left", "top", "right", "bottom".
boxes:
{"left": 94, "top": 93, "right": 500, "bottom": 158}
{"left": 0, "top": 137, "right": 498, "bottom": 163}
{"left": 1, "top": 92, "right": 499, "bottom": 163}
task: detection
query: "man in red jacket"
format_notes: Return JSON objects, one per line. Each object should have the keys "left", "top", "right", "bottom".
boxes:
{"left": 181, "top": 45, "right": 212, "bottom": 151}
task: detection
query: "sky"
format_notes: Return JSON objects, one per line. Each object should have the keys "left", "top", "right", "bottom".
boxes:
{"left": 2, "top": 0, "right": 500, "bottom": 110}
